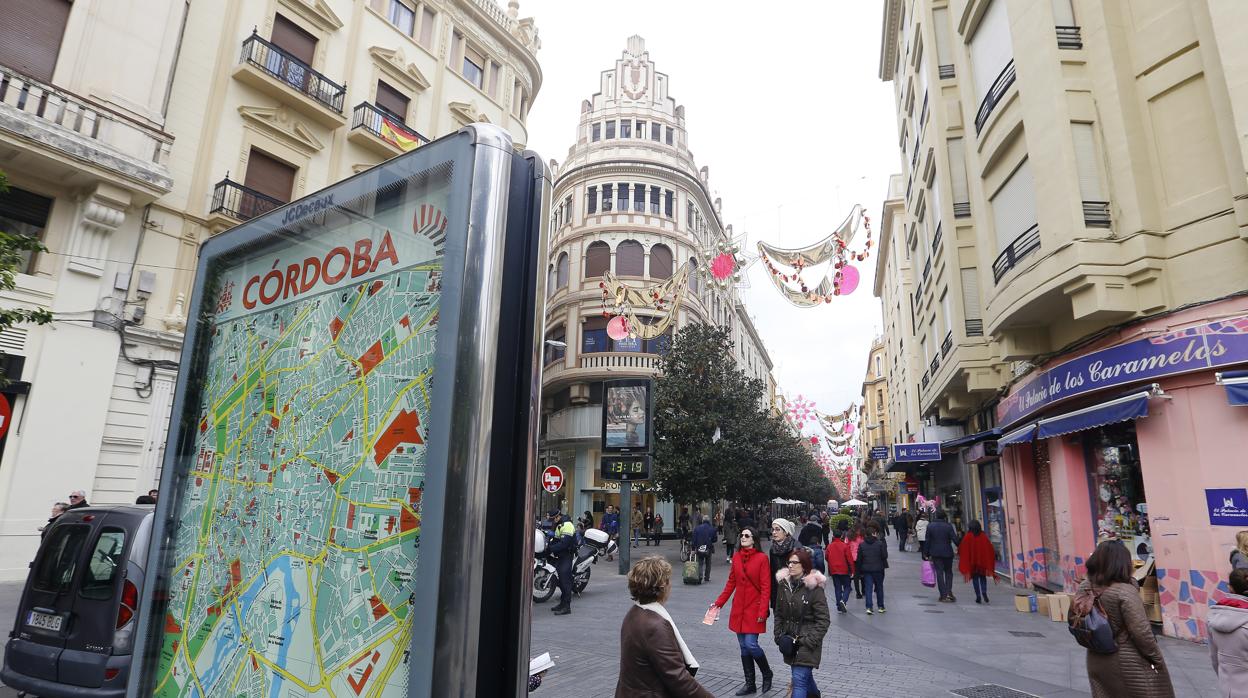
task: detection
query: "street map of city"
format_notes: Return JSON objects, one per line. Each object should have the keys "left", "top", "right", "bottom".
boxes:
{"left": 151, "top": 168, "right": 453, "bottom": 698}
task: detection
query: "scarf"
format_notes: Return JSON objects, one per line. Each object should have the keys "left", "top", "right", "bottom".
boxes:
{"left": 637, "top": 602, "right": 698, "bottom": 670}
{"left": 771, "top": 535, "right": 794, "bottom": 558}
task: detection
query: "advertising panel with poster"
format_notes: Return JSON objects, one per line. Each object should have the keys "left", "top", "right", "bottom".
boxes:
{"left": 602, "top": 379, "right": 651, "bottom": 452}
{"left": 129, "top": 126, "right": 550, "bottom": 698}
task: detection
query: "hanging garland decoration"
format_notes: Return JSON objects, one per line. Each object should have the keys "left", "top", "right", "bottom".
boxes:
{"left": 757, "top": 205, "right": 873, "bottom": 307}
{"left": 785, "top": 394, "right": 817, "bottom": 430}
{"left": 599, "top": 261, "right": 692, "bottom": 340}
{"left": 698, "top": 234, "right": 756, "bottom": 291}
{"left": 819, "top": 404, "right": 860, "bottom": 441}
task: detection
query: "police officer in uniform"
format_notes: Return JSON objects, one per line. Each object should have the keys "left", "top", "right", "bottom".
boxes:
{"left": 548, "top": 510, "right": 577, "bottom": 615}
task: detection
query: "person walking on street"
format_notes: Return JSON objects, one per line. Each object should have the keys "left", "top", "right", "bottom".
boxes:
{"left": 915, "top": 512, "right": 930, "bottom": 560}
{"left": 824, "top": 528, "right": 855, "bottom": 613}
{"left": 1209, "top": 568, "right": 1248, "bottom": 697}
{"left": 893, "top": 511, "right": 911, "bottom": 552}
{"left": 651, "top": 512, "right": 664, "bottom": 546}
{"left": 768, "top": 518, "right": 797, "bottom": 608}
{"left": 692, "top": 517, "right": 718, "bottom": 583}
{"left": 644, "top": 508, "right": 655, "bottom": 547}
{"left": 872, "top": 510, "right": 888, "bottom": 540}
{"left": 604, "top": 505, "right": 621, "bottom": 559}
{"left": 723, "top": 513, "right": 739, "bottom": 564}
{"left": 958, "top": 520, "right": 996, "bottom": 604}
{"left": 1231, "top": 531, "right": 1248, "bottom": 570}
{"left": 679, "top": 507, "right": 692, "bottom": 543}
{"left": 632, "top": 504, "right": 645, "bottom": 548}
{"left": 926, "top": 511, "right": 960, "bottom": 602}
{"left": 798, "top": 515, "right": 825, "bottom": 573}
{"left": 848, "top": 524, "right": 866, "bottom": 599}
{"left": 1075, "top": 541, "right": 1175, "bottom": 697}
{"left": 67, "top": 490, "right": 89, "bottom": 510}
{"left": 615, "top": 556, "right": 714, "bottom": 698}
{"left": 774, "top": 548, "right": 830, "bottom": 698}
{"left": 548, "top": 511, "right": 578, "bottom": 615}
{"left": 856, "top": 525, "right": 889, "bottom": 615}
{"left": 712, "top": 526, "right": 774, "bottom": 695}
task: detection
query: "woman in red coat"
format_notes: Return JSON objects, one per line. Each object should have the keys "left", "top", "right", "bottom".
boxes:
{"left": 711, "top": 526, "right": 774, "bottom": 695}
{"left": 957, "top": 519, "right": 997, "bottom": 604}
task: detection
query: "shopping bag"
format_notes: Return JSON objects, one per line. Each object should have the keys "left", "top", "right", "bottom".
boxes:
{"left": 921, "top": 560, "right": 936, "bottom": 587}
{"left": 702, "top": 605, "right": 721, "bottom": 625}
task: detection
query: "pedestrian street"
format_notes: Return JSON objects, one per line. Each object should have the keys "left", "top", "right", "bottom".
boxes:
{"left": 529, "top": 540, "right": 1218, "bottom": 698}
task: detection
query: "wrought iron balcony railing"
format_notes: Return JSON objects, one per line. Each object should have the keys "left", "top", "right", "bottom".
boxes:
{"left": 953, "top": 201, "right": 971, "bottom": 218}
{"left": 992, "top": 223, "right": 1041, "bottom": 284}
{"left": 210, "top": 178, "right": 284, "bottom": 221}
{"left": 931, "top": 223, "right": 943, "bottom": 255}
{"left": 974, "top": 60, "right": 1016, "bottom": 135}
{"left": 921, "top": 373, "right": 930, "bottom": 390}
{"left": 965, "top": 318, "right": 984, "bottom": 337}
{"left": 350, "top": 102, "right": 428, "bottom": 149}
{"left": 1082, "top": 200, "right": 1111, "bottom": 228}
{"left": 919, "top": 91, "right": 929, "bottom": 129}
{"left": 240, "top": 31, "right": 345, "bottom": 113}
{"left": 938, "top": 64, "right": 955, "bottom": 80}
{"left": 930, "top": 355, "right": 940, "bottom": 376}
{"left": 1056, "top": 26, "right": 1083, "bottom": 50}
{"left": 941, "top": 331, "right": 953, "bottom": 357}
{"left": 921, "top": 257, "right": 932, "bottom": 285}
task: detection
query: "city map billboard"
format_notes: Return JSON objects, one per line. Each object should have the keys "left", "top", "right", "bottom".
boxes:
{"left": 129, "top": 125, "right": 549, "bottom": 697}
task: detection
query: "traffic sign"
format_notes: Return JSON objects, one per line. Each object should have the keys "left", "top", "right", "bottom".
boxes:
{"left": 0, "top": 395, "right": 11, "bottom": 440}
{"left": 542, "top": 465, "right": 565, "bottom": 493}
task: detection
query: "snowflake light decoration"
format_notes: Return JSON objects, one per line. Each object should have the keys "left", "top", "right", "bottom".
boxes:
{"left": 786, "top": 395, "right": 816, "bottom": 430}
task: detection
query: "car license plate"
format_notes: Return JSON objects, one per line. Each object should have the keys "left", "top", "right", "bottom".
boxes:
{"left": 27, "top": 610, "right": 62, "bottom": 632}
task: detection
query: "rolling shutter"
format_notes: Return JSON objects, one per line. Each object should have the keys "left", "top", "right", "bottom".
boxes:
{"left": 961, "top": 268, "right": 982, "bottom": 322}
{"left": 0, "top": 0, "right": 71, "bottom": 82}
{"left": 948, "top": 138, "right": 970, "bottom": 209}
{"left": 244, "top": 148, "right": 296, "bottom": 203}
{"left": 649, "top": 244, "right": 672, "bottom": 279}
{"left": 615, "top": 240, "right": 644, "bottom": 277}
{"left": 584, "top": 241, "right": 610, "bottom": 278}
{"left": 271, "top": 14, "right": 316, "bottom": 65}
{"left": 968, "top": 0, "right": 1012, "bottom": 103}
{"left": 375, "top": 81, "right": 410, "bottom": 120}
{"left": 989, "top": 158, "right": 1036, "bottom": 251}
{"left": 1071, "top": 123, "right": 1103, "bottom": 200}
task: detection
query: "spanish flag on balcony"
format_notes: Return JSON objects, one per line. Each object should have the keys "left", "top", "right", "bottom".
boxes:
{"left": 380, "top": 117, "right": 421, "bottom": 152}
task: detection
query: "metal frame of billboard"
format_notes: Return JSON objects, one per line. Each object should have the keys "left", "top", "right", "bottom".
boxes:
{"left": 127, "top": 124, "right": 547, "bottom": 697}
{"left": 600, "top": 377, "right": 654, "bottom": 455}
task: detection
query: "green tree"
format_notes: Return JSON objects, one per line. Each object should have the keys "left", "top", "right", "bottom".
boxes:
{"left": 0, "top": 172, "right": 53, "bottom": 337}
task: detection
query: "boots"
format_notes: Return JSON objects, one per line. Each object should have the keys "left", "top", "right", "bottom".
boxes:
{"left": 754, "top": 654, "right": 774, "bottom": 692}
{"left": 734, "top": 655, "right": 756, "bottom": 695}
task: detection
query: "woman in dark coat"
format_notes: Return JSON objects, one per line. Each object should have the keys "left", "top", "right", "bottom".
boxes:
{"left": 617, "top": 556, "right": 714, "bottom": 697}
{"left": 1074, "top": 541, "right": 1175, "bottom": 698}
{"left": 773, "top": 548, "right": 831, "bottom": 698}
{"left": 855, "top": 524, "right": 889, "bottom": 614}
{"left": 712, "top": 526, "right": 775, "bottom": 695}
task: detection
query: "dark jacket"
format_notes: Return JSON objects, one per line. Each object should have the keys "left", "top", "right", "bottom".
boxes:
{"left": 67, "top": 499, "right": 89, "bottom": 510}
{"left": 925, "top": 520, "right": 959, "bottom": 558}
{"left": 773, "top": 569, "right": 831, "bottom": 669}
{"left": 872, "top": 514, "right": 888, "bottom": 536}
{"left": 855, "top": 537, "right": 889, "bottom": 574}
{"left": 548, "top": 521, "right": 577, "bottom": 560}
{"left": 797, "top": 521, "right": 823, "bottom": 547}
{"left": 615, "top": 606, "right": 714, "bottom": 698}
{"left": 1081, "top": 581, "right": 1175, "bottom": 698}
{"left": 691, "top": 522, "right": 717, "bottom": 551}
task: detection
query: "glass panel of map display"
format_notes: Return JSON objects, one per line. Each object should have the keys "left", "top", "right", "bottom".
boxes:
{"left": 144, "top": 160, "right": 456, "bottom": 698}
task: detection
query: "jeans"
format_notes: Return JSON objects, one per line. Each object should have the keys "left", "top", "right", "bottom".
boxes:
{"left": 933, "top": 556, "right": 954, "bottom": 598}
{"left": 831, "top": 574, "right": 852, "bottom": 606}
{"left": 736, "top": 632, "right": 764, "bottom": 658}
{"left": 724, "top": 542, "right": 735, "bottom": 560}
{"left": 696, "top": 552, "right": 711, "bottom": 581}
{"left": 863, "top": 571, "right": 885, "bottom": 609}
{"left": 632, "top": 527, "right": 643, "bottom": 546}
{"left": 852, "top": 573, "right": 864, "bottom": 596}
{"left": 791, "top": 665, "right": 818, "bottom": 698}
{"left": 972, "top": 573, "right": 988, "bottom": 600}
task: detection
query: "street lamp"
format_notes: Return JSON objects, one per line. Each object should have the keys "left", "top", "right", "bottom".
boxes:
{"left": 544, "top": 339, "right": 567, "bottom": 348}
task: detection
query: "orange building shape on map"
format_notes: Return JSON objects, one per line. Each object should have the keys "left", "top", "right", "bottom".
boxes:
{"left": 374, "top": 409, "right": 423, "bottom": 465}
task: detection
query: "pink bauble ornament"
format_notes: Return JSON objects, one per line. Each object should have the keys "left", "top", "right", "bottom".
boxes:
{"left": 839, "top": 264, "right": 860, "bottom": 295}
{"left": 607, "top": 315, "right": 631, "bottom": 341}
{"left": 845, "top": 422, "right": 855, "bottom": 434}
{"left": 846, "top": 446, "right": 854, "bottom": 456}
{"left": 711, "top": 252, "right": 736, "bottom": 281}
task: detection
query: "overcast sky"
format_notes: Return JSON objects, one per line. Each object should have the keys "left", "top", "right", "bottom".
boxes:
{"left": 521, "top": 1, "right": 899, "bottom": 425}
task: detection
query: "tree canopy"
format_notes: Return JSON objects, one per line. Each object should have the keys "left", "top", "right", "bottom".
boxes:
{"left": 651, "top": 322, "right": 836, "bottom": 508}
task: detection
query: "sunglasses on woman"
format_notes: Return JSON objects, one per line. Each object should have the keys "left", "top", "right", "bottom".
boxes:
{"left": 740, "top": 532, "right": 752, "bottom": 539}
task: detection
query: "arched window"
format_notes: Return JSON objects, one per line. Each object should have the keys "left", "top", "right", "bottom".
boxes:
{"left": 585, "top": 241, "right": 610, "bottom": 277}
{"left": 688, "top": 257, "right": 700, "bottom": 293}
{"left": 546, "top": 264, "right": 556, "bottom": 297}
{"left": 556, "top": 252, "right": 569, "bottom": 289}
{"left": 649, "top": 244, "right": 672, "bottom": 279}
{"left": 615, "top": 239, "right": 644, "bottom": 276}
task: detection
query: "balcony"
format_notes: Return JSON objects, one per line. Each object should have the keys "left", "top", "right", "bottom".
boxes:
{"left": 921, "top": 373, "right": 930, "bottom": 390}
{"left": 580, "top": 352, "right": 660, "bottom": 371}
{"left": 941, "top": 332, "right": 953, "bottom": 357}
{"left": 544, "top": 404, "right": 601, "bottom": 443}
{"left": 931, "top": 223, "right": 943, "bottom": 255}
{"left": 209, "top": 178, "right": 283, "bottom": 223}
{"left": 919, "top": 92, "right": 929, "bottom": 130}
{"left": 965, "top": 319, "right": 984, "bottom": 337}
{"left": 953, "top": 201, "right": 971, "bottom": 218}
{"left": 938, "top": 64, "right": 955, "bottom": 80}
{"left": 974, "top": 60, "right": 1016, "bottom": 135}
{"left": 929, "top": 354, "right": 940, "bottom": 376}
{"left": 232, "top": 31, "right": 346, "bottom": 128}
{"left": 992, "top": 224, "right": 1041, "bottom": 284}
{"left": 921, "top": 257, "right": 932, "bottom": 286}
{"left": 0, "top": 65, "right": 173, "bottom": 196}
{"left": 1082, "top": 200, "right": 1110, "bottom": 228}
{"left": 1056, "top": 26, "right": 1083, "bottom": 50}
{"left": 348, "top": 102, "right": 429, "bottom": 157}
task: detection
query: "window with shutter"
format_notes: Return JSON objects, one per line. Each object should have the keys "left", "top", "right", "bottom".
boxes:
{"left": 616, "top": 183, "right": 629, "bottom": 212}
{"left": 933, "top": 8, "right": 955, "bottom": 77}
{"left": 271, "top": 14, "right": 317, "bottom": 66}
{"left": 556, "top": 252, "right": 569, "bottom": 289}
{"left": 632, "top": 184, "right": 645, "bottom": 212}
{"left": 375, "top": 81, "right": 410, "bottom": 121}
{"left": 584, "top": 241, "right": 610, "bottom": 278}
{"left": 947, "top": 138, "right": 970, "bottom": 216}
{"left": 969, "top": 0, "right": 1012, "bottom": 104}
{"left": 990, "top": 158, "right": 1036, "bottom": 251}
{"left": 418, "top": 7, "right": 437, "bottom": 47}
{"left": 689, "top": 258, "right": 699, "bottom": 293}
{"left": 0, "top": 0, "right": 71, "bottom": 83}
{"left": 649, "top": 244, "right": 672, "bottom": 279}
{"left": 615, "top": 240, "right": 643, "bottom": 277}
{"left": 0, "top": 185, "right": 53, "bottom": 274}
{"left": 961, "top": 268, "right": 983, "bottom": 335}
{"left": 1071, "top": 123, "right": 1103, "bottom": 201}
{"left": 244, "top": 148, "right": 297, "bottom": 204}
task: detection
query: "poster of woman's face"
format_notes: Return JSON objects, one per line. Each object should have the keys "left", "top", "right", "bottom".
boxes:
{"left": 605, "top": 384, "right": 648, "bottom": 449}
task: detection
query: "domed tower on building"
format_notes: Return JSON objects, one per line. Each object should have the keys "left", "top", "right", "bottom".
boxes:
{"left": 538, "top": 36, "right": 760, "bottom": 522}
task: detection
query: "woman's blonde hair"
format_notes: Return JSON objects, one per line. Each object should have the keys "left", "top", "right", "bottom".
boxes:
{"left": 628, "top": 556, "right": 672, "bottom": 604}
{"left": 1237, "top": 530, "right": 1248, "bottom": 557}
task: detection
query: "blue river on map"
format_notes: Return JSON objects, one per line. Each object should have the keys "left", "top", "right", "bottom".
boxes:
{"left": 198, "top": 555, "right": 302, "bottom": 697}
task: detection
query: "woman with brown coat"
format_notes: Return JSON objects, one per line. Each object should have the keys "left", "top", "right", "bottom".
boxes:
{"left": 616, "top": 556, "right": 713, "bottom": 698}
{"left": 1074, "top": 541, "right": 1175, "bottom": 698}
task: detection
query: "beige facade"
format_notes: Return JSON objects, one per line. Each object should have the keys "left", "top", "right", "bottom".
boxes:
{"left": 860, "top": 335, "right": 891, "bottom": 461}
{"left": 876, "top": 0, "right": 1248, "bottom": 437}
{"left": 0, "top": 0, "right": 541, "bottom": 578}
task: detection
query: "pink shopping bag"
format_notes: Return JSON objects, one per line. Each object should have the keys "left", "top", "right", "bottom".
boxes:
{"left": 921, "top": 560, "right": 936, "bottom": 587}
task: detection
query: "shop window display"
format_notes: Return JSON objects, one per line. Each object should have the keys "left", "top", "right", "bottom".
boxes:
{"left": 1087, "top": 423, "right": 1150, "bottom": 560}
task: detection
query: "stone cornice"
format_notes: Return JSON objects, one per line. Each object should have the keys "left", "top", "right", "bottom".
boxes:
{"left": 879, "top": 0, "right": 903, "bottom": 82}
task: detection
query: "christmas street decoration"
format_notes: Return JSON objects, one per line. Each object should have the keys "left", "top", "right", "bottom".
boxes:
{"left": 757, "top": 205, "right": 873, "bottom": 306}
{"left": 599, "top": 261, "right": 691, "bottom": 340}
{"left": 699, "top": 234, "right": 755, "bottom": 291}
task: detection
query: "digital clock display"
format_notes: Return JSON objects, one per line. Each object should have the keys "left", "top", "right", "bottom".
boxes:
{"left": 600, "top": 455, "right": 651, "bottom": 481}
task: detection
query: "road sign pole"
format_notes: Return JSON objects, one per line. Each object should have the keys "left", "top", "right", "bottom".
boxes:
{"left": 619, "top": 481, "right": 632, "bottom": 574}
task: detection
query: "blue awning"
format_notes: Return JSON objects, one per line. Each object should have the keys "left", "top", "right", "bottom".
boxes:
{"left": 998, "top": 424, "right": 1037, "bottom": 446}
{"left": 1218, "top": 370, "right": 1248, "bottom": 407}
{"left": 941, "top": 428, "right": 1003, "bottom": 451}
{"left": 1035, "top": 390, "right": 1151, "bottom": 439}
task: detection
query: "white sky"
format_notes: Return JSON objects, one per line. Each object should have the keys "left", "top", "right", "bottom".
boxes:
{"left": 521, "top": 0, "right": 900, "bottom": 422}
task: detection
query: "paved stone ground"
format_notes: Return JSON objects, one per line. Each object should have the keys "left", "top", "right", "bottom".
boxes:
{"left": 530, "top": 538, "right": 1219, "bottom": 698}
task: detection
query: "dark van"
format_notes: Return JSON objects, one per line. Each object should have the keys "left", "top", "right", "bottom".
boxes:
{"left": 2, "top": 505, "right": 153, "bottom": 697}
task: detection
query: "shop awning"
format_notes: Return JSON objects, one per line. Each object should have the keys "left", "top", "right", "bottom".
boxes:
{"left": 1218, "top": 370, "right": 1248, "bottom": 407}
{"left": 941, "top": 428, "right": 1002, "bottom": 451}
{"left": 998, "top": 424, "right": 1037, "bottom": 446}
{"left": 1034, "top": 389, "right": 1153, "bottom": 439}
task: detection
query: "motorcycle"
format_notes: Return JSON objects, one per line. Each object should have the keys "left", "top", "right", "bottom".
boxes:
{"left": 532, "top": 527, "right": 617, "bottom": 602}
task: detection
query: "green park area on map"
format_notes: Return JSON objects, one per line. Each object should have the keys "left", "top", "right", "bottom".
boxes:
{"left": 152, "top": 260, "right": 442, "bottom": 698}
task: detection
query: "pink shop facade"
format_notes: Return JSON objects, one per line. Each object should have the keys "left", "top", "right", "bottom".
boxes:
{"left": 994, "top": 297, "right": 1248, "bottom": 643}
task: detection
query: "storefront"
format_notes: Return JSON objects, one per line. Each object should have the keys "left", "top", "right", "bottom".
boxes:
{"left": 966, "top": 440, "right": 1011, "bottom": 578}
{"left": 996, "top": 299, "right": 1248, "bottom": 641}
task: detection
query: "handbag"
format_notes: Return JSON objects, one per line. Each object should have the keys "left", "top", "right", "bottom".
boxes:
{"left": 921, "top": 560, "right": 936, "bottom": 587}
{"left": 1069, "top": 594, "right": 1118, "bottom": 654}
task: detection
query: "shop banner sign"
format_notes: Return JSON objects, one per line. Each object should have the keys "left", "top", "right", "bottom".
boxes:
{"left": 1206, "top": 488, "right": 1248, "bottom": 527}
{"left": 893, "top": 442, "right": 941, "bottom": 462}
{"left": 869, "top": 446, "right": 889, "bottom": 460}
{"left": 997, "top": 315, "right": 1248, "bottom": 426}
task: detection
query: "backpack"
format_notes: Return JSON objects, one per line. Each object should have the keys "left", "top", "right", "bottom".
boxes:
{"left": 1068, "top": 594, "right": 1118, "bottom": 654}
